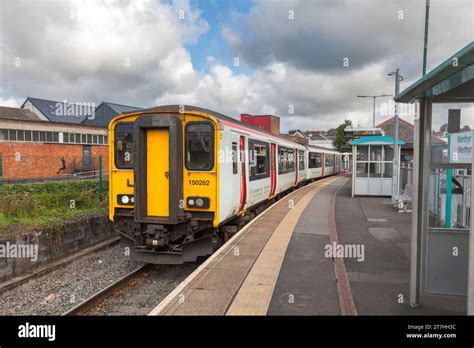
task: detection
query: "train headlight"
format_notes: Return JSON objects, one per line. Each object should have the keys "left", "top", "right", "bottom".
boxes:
{"left": 117, "top": 194, "right": 134, "bottom": 206}
{"left": 187, "top": 197, "right": 210, "bottom": 209}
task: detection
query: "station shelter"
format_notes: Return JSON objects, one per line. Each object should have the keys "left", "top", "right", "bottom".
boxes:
{"left": 350, "top": 136, "right": 404, "bottom": 196}
{"left": 395, "top": 41, "right": 473, "bottom": 313}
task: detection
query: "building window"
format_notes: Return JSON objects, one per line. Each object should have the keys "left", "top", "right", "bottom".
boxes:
{"left": 0, "top": 129, "right": 7, "bottom": 141}
{"left": 46, "top": 132, "right": 53, "bottom": 142}
{"left": 17, "top": 130, "right": 25, "bottom": 141}
{"left": 53, "top": 132, "right": 59, "bottom": 142}
{"left": 81, "top": 134, "right": 87, "bottom": 143}
{"left": 25, "top": 131, "right": 32, "bottom": 141}
{"left": 8, "top": 129, "right": 17, "bottom": 141}
{"left": 87, "top": 134, "right": 92, "bottom": 144}
{"left": 63, "top": 132, "right": 69, "bottom": 143}
{"left": 33, "top": 131, "right": 39, "bottom": 141}
{"left": 93, "top": 135, "right": 98, "bottom": 144}
{"left": 185, "top": 122, "right": 214, "bottom": 171}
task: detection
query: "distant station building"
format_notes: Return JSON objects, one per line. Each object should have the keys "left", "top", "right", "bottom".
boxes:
{"left": 0, "top": 106, "right": 108, "bottom": 181}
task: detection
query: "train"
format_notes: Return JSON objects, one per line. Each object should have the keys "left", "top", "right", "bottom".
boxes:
{"left": 109, "top": 105, "right": 342, "bottom": 264}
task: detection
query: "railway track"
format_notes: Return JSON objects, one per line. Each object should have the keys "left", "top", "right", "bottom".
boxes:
{"left": 62, "top": 262, "right": 199, "bottom": 316}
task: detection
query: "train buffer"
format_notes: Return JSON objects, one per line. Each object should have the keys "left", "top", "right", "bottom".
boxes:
{"left": 149, "top": 175, "right": 466, "bottom": 316}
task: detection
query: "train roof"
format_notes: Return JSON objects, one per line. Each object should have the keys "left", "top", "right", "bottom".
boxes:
{"left": 117, "top": 104, "right": 341, "bottom": 154}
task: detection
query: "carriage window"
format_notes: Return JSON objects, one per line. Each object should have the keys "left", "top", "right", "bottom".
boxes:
{"left": 299, "top": 150, "right": 305, "bottom": 170}
{"left": 185, "top": 122, "right": 214, "bottom": 171}
{"left": 309, "top": 152, "right": 322, "bottom": 168}
{"left": 254, "top": 144, "right": 267, "bottom": 175}
{"left": 232, "top": 142, "right": 238, "bottom": 174}
{"left": 287, "top": 149, "right": 295, "bottom": 171}
{"left": 279, "top": 148, "right": 288, "bottom": 173}
{"left": 115, "top": 123, "right": 134, "bottom": 169}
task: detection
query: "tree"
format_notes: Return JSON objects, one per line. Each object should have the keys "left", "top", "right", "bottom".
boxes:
{"left": 332, "top": 119, "right": 353, "bottom": 152}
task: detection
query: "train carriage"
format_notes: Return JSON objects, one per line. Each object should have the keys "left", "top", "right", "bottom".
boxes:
{"left": 109, "top": 105, "right": 341, "bottom": 264}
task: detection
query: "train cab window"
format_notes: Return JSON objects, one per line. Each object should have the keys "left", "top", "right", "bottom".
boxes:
{"left": 185, "top": 122, "right": 214, "bottom": 171}
{"left": 298, "top": 150, "right": 305, "bottom": 170}
{"left": 114, "top": 123, "right": 134, "bottom": 169}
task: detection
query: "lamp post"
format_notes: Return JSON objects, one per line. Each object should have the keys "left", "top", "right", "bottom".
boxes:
{"left": 357, "top": 94, "right": 392, "bottom": 127}
{"left": 388, "top": 69, "right": 404, "bottom": 203}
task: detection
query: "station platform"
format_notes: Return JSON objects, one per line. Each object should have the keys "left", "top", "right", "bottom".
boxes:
{"left": 149, "top": 175, "right": 466, "bottom": 316}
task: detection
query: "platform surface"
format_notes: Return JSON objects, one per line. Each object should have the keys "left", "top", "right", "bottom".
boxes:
{"left": 149, "top": 175, "right": 466, "bottom": 316}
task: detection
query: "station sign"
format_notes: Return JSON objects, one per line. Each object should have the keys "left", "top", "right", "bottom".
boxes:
{"left": 449, "top": 131, "right": 473, "bottom": 163}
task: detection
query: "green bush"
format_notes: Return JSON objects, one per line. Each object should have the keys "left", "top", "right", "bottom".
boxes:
{"left": 0, "top": 180, "right": 108, "bottom": 232}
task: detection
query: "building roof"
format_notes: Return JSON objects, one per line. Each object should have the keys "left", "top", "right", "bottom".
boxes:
{"left": 102, "top": 102, "right": 142, "bottom": 115}
{"left": 22, "top": 97, "right": 91, "bottom": 124}
{"left": 375, "top": 116, "right": 414, "bottom": 144}
{"left": 82, "top": 101, "right": 142, "bottom": 127}
{"left": 395, "top": 41, "right": 474, "bottom": 103}
{"left": 0, "top": 106, "right": 43, "bottom": 121}
{"left": 349, "top": 136, "right": 406, "bottom": 146}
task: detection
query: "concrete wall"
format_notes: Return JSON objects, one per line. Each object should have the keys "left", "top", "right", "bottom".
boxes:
{"left": 0, "top": 214, "right": 117, "bottom": 283}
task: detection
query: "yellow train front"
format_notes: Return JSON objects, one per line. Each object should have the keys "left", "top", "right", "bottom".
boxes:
{"left": 109, "top": 105, "right": 221, "bottom": 264}
{"left": 109, "top": 105, "right": 342, "bottom": 264}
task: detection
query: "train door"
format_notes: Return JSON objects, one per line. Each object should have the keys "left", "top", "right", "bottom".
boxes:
{"left": 321, "top": 153, "right": 325, "bottom": 177}
{"left": 146, "top": 129, "right": 169, "bottom": 217}
{"left": 269, "top": 143, "right": 277, "bottom": 197}
{"left": 238, "top": 135, "right": 247, "bottom": 212}
{"left": 294, "top": 148, "right": 298, "bottom": 185}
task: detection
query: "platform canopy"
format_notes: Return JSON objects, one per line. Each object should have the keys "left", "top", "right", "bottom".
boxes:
{"left": 349, "top": 135, "right": 406, "bottom": 146}
{"left": 395, "top": 41, "right": 474, "bottom": 103}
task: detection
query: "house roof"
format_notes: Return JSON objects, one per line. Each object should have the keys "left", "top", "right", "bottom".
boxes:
{"left": 395, "top": 41, "right": 474, "bottom": 103}
{"left": 102, "top": 102, "right": 142, "bottom": 115}
{"left": 22, "top": 97, "right": 91, "bottom": 124}
{"left": 81, "top": 101, "right": 143, "bottom": 127}
{"left": 0, "top": 106, "right": 44, "bottom": 121}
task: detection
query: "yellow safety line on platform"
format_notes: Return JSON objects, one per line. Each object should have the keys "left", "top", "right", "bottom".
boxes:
{"left": 226, "top": 176, "right": 344, "bottom": 315}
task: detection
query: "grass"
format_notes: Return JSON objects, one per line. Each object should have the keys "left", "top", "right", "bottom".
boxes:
{"left": 0, "top": 180, "right": 108, "bottom": 237}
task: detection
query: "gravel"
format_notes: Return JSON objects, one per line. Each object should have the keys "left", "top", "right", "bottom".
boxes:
{"left": 86, "top": 263, "right": 200, "bottom": 315}
{"left": 0, "top": 243, "right": 144, "bottom": 315}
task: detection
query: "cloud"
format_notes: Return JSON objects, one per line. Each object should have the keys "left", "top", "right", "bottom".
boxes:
{"left": 223, "top": 0, "right": 473, "bottom": 79}
{"left": 0, "top": 0, "right": 472, "bottom": 132}
{"left": 1, "top": 0, "right": 208, "bottom": 105}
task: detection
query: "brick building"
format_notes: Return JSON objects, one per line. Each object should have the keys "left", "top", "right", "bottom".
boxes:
{"left": 0, "top": 106, "right": 108, "bottom": 181}
{"left": 240, "top": 114, "right": 280, "bottom": 135}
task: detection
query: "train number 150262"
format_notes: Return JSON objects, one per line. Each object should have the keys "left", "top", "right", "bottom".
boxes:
{"left": 188, "top": 180, "right": 210, "bottom": 186}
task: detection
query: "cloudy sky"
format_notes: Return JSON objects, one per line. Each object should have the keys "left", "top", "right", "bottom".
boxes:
{"left": 0, "top": 0, "right": 473, "bottom": 132}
